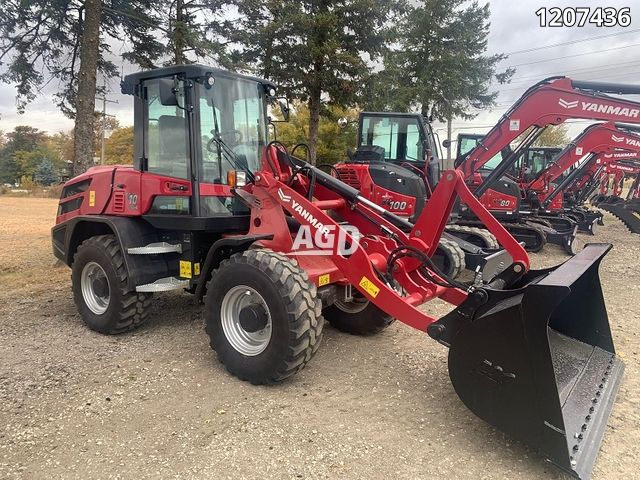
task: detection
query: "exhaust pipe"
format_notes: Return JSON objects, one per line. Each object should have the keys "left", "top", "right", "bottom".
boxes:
{"left": 428, "top": 243, "right": 623, "bottom": 479}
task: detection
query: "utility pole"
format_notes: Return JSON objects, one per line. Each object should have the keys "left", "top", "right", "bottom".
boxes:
{"left": 96, "top": 77, "right": 118, "bottom": 165}
{"left": 446, "top": 117, "right": 452, "bottom": 168}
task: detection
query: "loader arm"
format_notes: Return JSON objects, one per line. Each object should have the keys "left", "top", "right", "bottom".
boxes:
{"left": 245, "top": 148, "right": 529, "bottom": 331}
{"left": 458, "top": 77, "right": 640, "bottom": 181}
{"left": 527, "top": 122, "right": 640, "bottom": 193}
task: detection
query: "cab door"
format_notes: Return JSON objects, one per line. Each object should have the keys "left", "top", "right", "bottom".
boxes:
{"left": 139, "top": 77, "right": 193, "bottom": 216}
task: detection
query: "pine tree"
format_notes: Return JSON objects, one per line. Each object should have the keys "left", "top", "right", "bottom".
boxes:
{"left": 0, "top": 1, "right": 164, "bottom": 174}
{"left": 363, "top": 0, "right": 513, "bottom": 121}
{"left": 228, "top": 0, "right": 397, "bottom": 163}
{"left": 35, "top": 159, "right": 58, "bottom": 185}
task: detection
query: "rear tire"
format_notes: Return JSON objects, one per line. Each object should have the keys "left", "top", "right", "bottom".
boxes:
{"left": 205, "top": 249, "right": 324, "bottom": 384}
{"left": 324, "top": 292, "right": 394, "bottom": 336}
{"left": 72, "top": 235, "right": 152, "bottom": 334}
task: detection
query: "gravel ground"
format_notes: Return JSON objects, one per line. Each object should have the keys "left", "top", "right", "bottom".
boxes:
{"left": 0, "top": 196, "right": 639, "bottom": 479}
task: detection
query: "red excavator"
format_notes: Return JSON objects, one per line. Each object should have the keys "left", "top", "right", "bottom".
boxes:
{"left": 588, "top": 158, "right": 640, "bottom": 233}
{"left": 565, "top": 151, "right": 639, "bottom": 204}
{"left": 52, "top": 64, "right": 623, "bottom": 479}
{"left": 520, "top": 122, "right": 640, "bottom": 232}
{"left": 450, "top": 77, "right": 640, "bottom": 252}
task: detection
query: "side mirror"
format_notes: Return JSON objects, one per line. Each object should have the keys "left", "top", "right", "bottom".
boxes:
{"left": 338, "top": 117, "right": 349, "bottom": 129}
{"left": 278, "top": 100, "right": 290, "bottom": 122}
{"left": 442, "top": 139, "right": 451, "bottom": 148}
{"left": 159, "top": 78, "right": 179, "bottom": 106}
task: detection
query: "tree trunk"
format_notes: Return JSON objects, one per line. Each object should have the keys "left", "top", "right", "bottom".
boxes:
{"left": 307, "top": 89, "right": 321, "bottom": 165}
{"left": 174, "top": 0, "right": 185, "bottom": 64}
{"left": 73, "top": 0, "right": 101, "bottom": 175}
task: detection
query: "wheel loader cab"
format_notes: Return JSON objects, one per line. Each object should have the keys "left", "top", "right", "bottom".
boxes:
{"left": 121, "top": 64, "right": 274, "bottom": 223}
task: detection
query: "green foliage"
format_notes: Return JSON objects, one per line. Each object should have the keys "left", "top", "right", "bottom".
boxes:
{"left": 34, "top": 159, "right": 58, "bottom": 186}
{"left": 19, "top": 175, "right": 37, "bottom": 191}
{"left": 533, "top": 125, "right": 570, "bottom": 148}
{"left": 163, "top": 0, "right": 229, "bottom": 65}
{"left": 274, "top": 103, "right": 358, "bottom": 164}
{"left": 0, "top": 1, "right": 164, "bottom": 116}
{"left": 363, "top": 0, "right": 513, "bottom": 120}
{"left": 104, "top": 127, "right": 135, "bottom": 165}
{"left": 0, "top": 126, "right": 64, "bottom": 184}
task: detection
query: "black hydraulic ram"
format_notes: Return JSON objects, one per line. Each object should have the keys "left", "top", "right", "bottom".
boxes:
{"left": 542, "top": 154, "right": 598, "bottom": 209}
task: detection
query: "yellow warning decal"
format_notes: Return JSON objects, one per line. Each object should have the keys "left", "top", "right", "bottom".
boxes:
{"left": 359, "top": 276, "right": 380, "bottom": 298}
{"left": 180, "top": 260, "right": 192, "bottom": 279}
{"left": 88, "top": 190, "right": 96, "bottom": 207}
{"left": 194, "top": 263, "right": 201, "bottom": 276}
{"left": 318, "top": 274, "right": 330, "bottom": 286}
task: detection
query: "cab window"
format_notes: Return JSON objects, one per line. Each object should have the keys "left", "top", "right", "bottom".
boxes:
{"left": 144, "top": 80, "right": 189, "bottom": 180}
{"left": 360, "top": 116, "right": 424, "bottom": 162}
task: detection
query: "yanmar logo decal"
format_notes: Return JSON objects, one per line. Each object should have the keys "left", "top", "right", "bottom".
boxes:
{"left": 277, "top": 188, "right": 291, "bottom": 202}
{"left": 558, "top": 98, "right": 640, "bottom": 118}
{"left": 558, "top": 98, "right": 578, "bottom": 109}
{"left": 277, "top": 187, "right": 360, "bottom": 256}
{"left": 604, "top": 151, "right": 638, "bottom": 159}
{"left": 608, "top": 135, "right": 640, "bottom": 148}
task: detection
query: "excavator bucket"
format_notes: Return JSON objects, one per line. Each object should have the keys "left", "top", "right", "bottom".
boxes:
{"left": 428, "top": 244, "right": 624, "bottom": 480}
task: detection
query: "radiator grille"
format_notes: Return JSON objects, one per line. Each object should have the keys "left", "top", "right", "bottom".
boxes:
{"left": 113, "top": 191, "right": 126, "bottom": 212}
{"left": 337, "top": 167, "right": 361, "bottom": 189}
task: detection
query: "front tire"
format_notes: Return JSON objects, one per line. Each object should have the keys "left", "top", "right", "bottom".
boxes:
{"left": 205, "top": 249, "right": 324, "bottom": 384}
{"left": 72, "top": 235, "right": 152, "bottom": 334}
{"left": 324, "top": 292, "right": 394, "bottom": 336}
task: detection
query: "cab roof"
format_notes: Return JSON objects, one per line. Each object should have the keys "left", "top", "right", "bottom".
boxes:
{"left": 121, "top": 64, "right": 275, "bottom": 95}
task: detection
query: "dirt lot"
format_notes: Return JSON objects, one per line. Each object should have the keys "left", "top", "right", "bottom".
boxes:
{"left": 1, "top": 196, "right": 639, "bottom": 479}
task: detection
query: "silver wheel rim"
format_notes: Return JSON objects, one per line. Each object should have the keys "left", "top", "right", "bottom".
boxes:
{"left": 591, "top": 220, "right": 599, "bottom": 235}
{"left": 221, "top": 285, "right": 272, "bottom": 356}
{"left": 334, "top": 293, "right": 369, "bottom": 314}
{"left": 81, "top": 261, "right": 110, "bottom": 315}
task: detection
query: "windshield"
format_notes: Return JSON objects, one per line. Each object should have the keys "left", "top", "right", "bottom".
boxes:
{"left": 199, "top": 77, "right": 267, "bottom": 184}
{"left": 360, "top": 115, "right": 424, "bottom": 162}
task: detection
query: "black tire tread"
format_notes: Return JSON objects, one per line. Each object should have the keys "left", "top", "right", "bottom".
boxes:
{"left": 445, "top": 224, "right": 500, "bottom": 249}
{"left": 72, "top": 235, "right": 152, "bottom": 334}
{"left": 437, "top": 238, "right": 465, "bottom": 278}
{"left": 205, "top": 249, "right": 324, "bottom": 384}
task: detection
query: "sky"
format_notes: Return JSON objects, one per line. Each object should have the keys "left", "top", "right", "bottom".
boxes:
{"left": 1, "top": 0, "right": 640, "bottom": 152}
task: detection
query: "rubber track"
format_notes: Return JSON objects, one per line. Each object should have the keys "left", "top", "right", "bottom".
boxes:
{"left": 453, "top": 219, "right": 547, "bottom": 252}
{"left": 73, "top": 235, "right": 152, "bottom": 333}
{"left": 437, "top": 238, "right": 466, "bottom": 279}
{"left": 445, "top": 224, "right": 500, "bottom": 249}
{"left": 206, "top": 249, "right": 324, "bottom": 383}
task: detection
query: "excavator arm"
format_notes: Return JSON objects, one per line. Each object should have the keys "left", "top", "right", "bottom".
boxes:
{"left": 568, "top": 152, "right": 639, "bottom": 194}
{"left": 527, "top": 122, "right": 640, "bottom": 193}
{"left": 458, "top": 77, "right": 640, "bottom": 181}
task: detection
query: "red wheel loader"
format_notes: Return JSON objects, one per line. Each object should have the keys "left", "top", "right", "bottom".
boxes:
{"left": 53, "top": 65, "right": 624, "bottom": 479}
